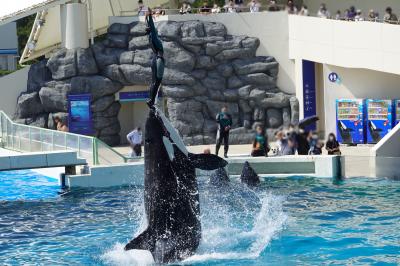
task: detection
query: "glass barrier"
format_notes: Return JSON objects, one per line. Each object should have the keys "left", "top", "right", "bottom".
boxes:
{"left": 0, "top": 111, "right": 133, "bottom": 166}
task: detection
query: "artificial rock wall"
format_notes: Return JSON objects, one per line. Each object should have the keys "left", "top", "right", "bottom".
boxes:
{"left": 14, "top": 20, "right": 299, "bottom": 146}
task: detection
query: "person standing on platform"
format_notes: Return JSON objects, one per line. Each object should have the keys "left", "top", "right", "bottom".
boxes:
{"left": 127, "top": 127, "right": 143, "bottom": 157}
{"left": 215, "top": 106, "right": 232, "bottom": 158}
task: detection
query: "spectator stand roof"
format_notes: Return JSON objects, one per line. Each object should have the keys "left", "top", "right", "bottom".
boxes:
{"left": 0, "top": 0, "right": 166, "bottom": 63}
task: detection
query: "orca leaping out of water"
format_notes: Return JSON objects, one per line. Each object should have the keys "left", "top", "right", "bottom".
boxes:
{"left": 125, "top": 108, "right": 227, "bottom": 264}
{"left": 240, "top": 161, "right": 260, "bottom": 186}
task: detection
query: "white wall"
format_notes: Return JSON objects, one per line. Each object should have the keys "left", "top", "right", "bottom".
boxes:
{"left": 322, "top": 64, "right": 400, "bottom": 138}
{"left": 304, "top": 0, "right": 400, "bottom": 17}
{"left": 154, "top": 12, "right": 296, "bottom": 94}
{"left": 0, "top": 22, "right": 18, "bottom": 50}
{"left": 289, "top": 15, "right": 400, "bottom": 76}
{"left": 0, "top": 66, "right": 30, "bottom": 116}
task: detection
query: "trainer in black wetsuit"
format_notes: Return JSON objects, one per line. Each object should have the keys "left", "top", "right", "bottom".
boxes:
{"left": 145, "top": 11, "right": 164, "bottom": 108}
{"left": 216, "top": 106, "right": 232, "bottom": 158}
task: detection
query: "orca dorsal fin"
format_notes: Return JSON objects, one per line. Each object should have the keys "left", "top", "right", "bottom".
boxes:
{"left": 188, "top": 153, "right": 228, "bottom": 170}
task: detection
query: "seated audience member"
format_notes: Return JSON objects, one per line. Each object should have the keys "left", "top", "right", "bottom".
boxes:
{"left": 325, "top": 133, "right": 341, "bottom": 155}
{"left": 199, "top": 2, "right": 211, "bottom": 14}
{"left": 249, "top": 0, "right": 261, "bottom": 13}
{"left": 335, "top": 10, "right": 341, "bottom": 20}
{"left": 277, "top": 131, "right": 296, "bottom": 156}
{"left": 224, "top": 0, "right": 237, "bottom": 13}
{"left": 235, "top": 0, "right": 244, "bottom": 12}
{"left": 354, "top": 9, "right": 363, "bottom": 21}
{"left": 54, "top": 116, "right": 69, "bottom": 132}
{"left": 384, "top": 7, "right": 398, "bottom": 24}
{"left": 251, "top": 125, "right": 270, "bottom": 157}
{"left": 308, "top": 134, "right": 323, "bottom": 155}
{"left": 299, "top": 5, "right": 309, "bottom": 16}
{"left": 211, "top": 3, "right": 221, "bottom": 13}
{"left": 180, "top": 2, "right": 192, "bottom": 14}
{"left": 268, "top": 0, "right": 280, "bottom": 11}
{"left": 343, "top": 9, "right": 350, "bottom": 20}
{"left": 153, "top": 6, "right": 165, "bottom": 16}
{"left": 317, "top": 3, "right": 330, "bottom": 18}
{"left": 275, "top": 131, "right": 284, "bottom": 155}
{"left": 347, "top": 6, "right": 356, "bottom": 20}
{"left": 368, "top": 9, "right": 378, "bottom": 21}
{"left": 286, "top": 0, "right": 297, "bottom": 15}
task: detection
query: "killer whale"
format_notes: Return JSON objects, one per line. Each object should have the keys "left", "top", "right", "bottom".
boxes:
{"left": 209, "top": 167, "right": 230, "bottom": 186}
{"left": 125, "top": 109, "right": 227, "bottom": 263}
{"left": 240, "top": 161, "right": 260, "bottom": 186}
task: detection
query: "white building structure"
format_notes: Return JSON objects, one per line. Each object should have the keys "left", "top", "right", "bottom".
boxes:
{"left": 0, "top": 23, "right": 18, "bottom": 71}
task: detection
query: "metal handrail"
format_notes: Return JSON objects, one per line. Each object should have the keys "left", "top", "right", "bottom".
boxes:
{"left": 0, "top": 111, "right": 134, "bottom": 165}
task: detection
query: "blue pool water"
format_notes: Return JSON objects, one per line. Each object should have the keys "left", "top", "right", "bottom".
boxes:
{"left": 0, "top": 171, "right": 399, "bottom": 265}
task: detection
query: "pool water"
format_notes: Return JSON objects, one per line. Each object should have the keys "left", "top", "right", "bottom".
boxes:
{"left": 0, "top": 171, "right": 399, "bottom": 265}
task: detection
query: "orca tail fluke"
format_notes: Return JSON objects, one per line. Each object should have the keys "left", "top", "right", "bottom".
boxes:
{"left": 188, "top": 153, "right": 228, "bottom": 170}
{"left": 125, "top": 228, "right": 155, "bottom": 251}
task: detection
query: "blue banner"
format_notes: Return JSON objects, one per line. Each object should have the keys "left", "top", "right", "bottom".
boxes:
{"left": 119, "top": 91, "right": 162, "bottom": 102}
{"left": 302, "top": 60, "right": 317, "bottom": 131}
{"left": 68, "top": 94, "right": 94, "bottom": 135}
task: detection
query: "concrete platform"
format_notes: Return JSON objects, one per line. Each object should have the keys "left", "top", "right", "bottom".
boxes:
{"left": 66, "top": 155, "right": 341, "bottom": 188}
{"left": 0, "top": 151, "right": 86, "bottom": 171}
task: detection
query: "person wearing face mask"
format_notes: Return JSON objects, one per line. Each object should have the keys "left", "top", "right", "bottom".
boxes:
{"left": 326, "top": 133, "right": 341, "bottom": 155}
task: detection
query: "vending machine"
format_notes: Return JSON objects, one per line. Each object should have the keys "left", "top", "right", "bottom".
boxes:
{"left": 336, "top": 99, "right": 366, "bottom": 144}
{"left": 394, "top": 100, "right": 400, "bottom": 126}
{"left": 366, "top": 99, "right": 393, "bottom": 144}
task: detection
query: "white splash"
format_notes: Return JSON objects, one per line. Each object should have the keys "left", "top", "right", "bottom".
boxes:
{"left": 101, "top": 243, "right": 154, "bottom": 266}
{"left": 184, "top": 193, "right": 287, "bottom": 264}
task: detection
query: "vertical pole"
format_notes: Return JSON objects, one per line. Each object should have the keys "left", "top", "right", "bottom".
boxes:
{"left": 29, "top": 127, "right": 32, "bottom": 152}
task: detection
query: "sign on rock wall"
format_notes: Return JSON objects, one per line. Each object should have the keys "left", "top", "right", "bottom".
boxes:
{"left": 68, "top": 94, "right": 94, "bottom": 135}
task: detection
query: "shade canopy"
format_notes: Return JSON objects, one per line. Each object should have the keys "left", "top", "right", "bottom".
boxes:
{"left": 0, "top": 0, "right": 168, "bottom": 63}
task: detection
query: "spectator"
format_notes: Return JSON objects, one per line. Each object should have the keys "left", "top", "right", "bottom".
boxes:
{"left": 153, "top": 6, "right": 165, "bottom": 16}
{"left": 355, "top": 9, "right": 364, "bottom": 21}
{"left": 251, "top": 125, "right": 269, "bottom": 157}
{"left": 298, "top": 5, "right": 309, "bottom": 16}
{"left": 211, "top": 3, "right": 221, "bottom": 13}
{"left": 276, "top": 131, "right": 296, "bottom": 156}
{"left": 249, "top": 0, "right": 261, "bottom": 13}
{"left": 268, "top": 0, "right": 280, "bottom": 11}
{"left": 308, "top": 133, "right": 323, "bottom": 155}
{"left": 54, "top": 116, "right": 68, "bottom": 132}
{"left": 296, "top": 129, "right": 311, "bottom": 155}
{"left": 286, "top": 0, "right": 298, "bottom": 15}
{"left": 215, "top": 106, "right": 232, "bottom": 158}
{"left": 179, "top": 2, "right": 192, "bottom": 14}
{"left": 317, "top": 3, "right": 330, "bottom": 18}
{"left": 224, "top": 0, "right": 237, "bottom": 13}
{"left": 199, "top": 2, "right": 211, "bottom": 14}
{"left": 127, "top": 127, "right": 143, "bottom": 157}
{"left": 343, "top": 9, "right": 349, "bottom": 20}
{"left": 325, "top": 133, "right": 341, "bottom": 155}
{"left": 335, "top": 10, "right": 341, "bottom": 20}
{"left": 203, "top": 148, "right": 211, "bottom": 154}
{"left": 275, "top": 131, "right": 284, "bottom": 155}
{"left": 137, "top": 0, "right": 148, "bottom": 16}
{"left": 235, "top": 0, "right": 244, "bottom": 12}
{"left": 368, "top": 9, "right": 378, "bottom": 21}
{"left": 384, "top": 7, "right": 398, "bottom": 24}
{"left": 347, "top": 6, "right": 356, "bottom": 20}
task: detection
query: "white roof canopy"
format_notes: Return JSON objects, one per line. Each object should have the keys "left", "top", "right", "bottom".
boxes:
{"left": 1, "top": 0, "right": 168, "bottom": 63}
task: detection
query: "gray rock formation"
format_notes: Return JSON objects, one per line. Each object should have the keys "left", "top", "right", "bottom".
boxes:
{"left": 14, "top": 20, "right": 299, "bottom": 146}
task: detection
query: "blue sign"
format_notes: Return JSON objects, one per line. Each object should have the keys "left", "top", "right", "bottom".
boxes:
{"left": 302, "top": 60, "right": 317, "bottom": 131}
{"left": 119, "top": 91, "right": 162, "bottom": 102}
{"left": 328, "top": 72, "right": 340, "bottom": 83}
{"left": 68, "top": 94, "right": 94, "bottom": 135}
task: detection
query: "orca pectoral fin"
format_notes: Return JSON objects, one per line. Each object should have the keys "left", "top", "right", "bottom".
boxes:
{"left": 125, "top": 228, "right": 155, "bottom": 251}
{"left": 188, "top": 153, "right": 228, "bottom": 170}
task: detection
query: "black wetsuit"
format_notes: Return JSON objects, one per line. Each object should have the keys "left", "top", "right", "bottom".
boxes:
{"left": 146, "top": 15, "right": 164, "bottom": 108}
{"left": 216, "top": 112, "right": 232, "bottom": 157}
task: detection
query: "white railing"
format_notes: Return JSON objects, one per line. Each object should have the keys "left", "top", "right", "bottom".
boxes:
{"left": 0, "top": 111, "right": 135, "bottom": 165}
